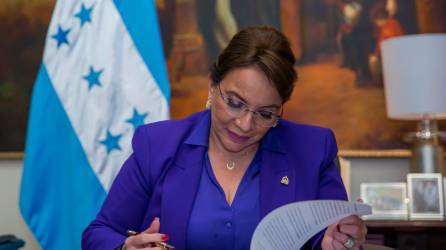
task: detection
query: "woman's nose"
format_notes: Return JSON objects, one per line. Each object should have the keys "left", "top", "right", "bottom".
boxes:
{"left": 235, "top": 110, "right": 254, "bottom": 132}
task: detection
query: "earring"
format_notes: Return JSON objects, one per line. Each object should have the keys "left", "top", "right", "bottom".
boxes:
{"left": 205, "top": 98, "right": 212, "bottom": 109}
{"left": 206, "top": 88, "right": 214, "bottom": 109}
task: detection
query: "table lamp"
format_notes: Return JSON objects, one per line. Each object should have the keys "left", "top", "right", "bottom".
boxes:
{"left": 381, "top": 34, "right": 446, "bottom": 175}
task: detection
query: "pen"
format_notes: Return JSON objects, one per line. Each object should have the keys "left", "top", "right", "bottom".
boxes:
{"left": 126, "top": 230, "right": 175, "bottom": 249}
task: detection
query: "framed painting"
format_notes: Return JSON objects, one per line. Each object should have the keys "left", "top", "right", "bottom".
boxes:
{"left": 0, "top": 0, "right": 55, "bottom": 151}
{"left": 161, "top": 0, "right": 446, "bottom": 156}
{"left": 2, "top": 0, "right": 446, "bottom": 155}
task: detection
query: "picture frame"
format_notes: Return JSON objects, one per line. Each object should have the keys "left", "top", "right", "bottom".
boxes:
{"left": 2, "top": 1, "right": 446, "bottom": 153}
{"left": 444, "top": 177, "right": 446, "bottom": 212}
{"left": 360, "top": 182, "right": 408, "bottom": 220}
{"left": 407, "top": 173, "right": 444, "bottom": 220}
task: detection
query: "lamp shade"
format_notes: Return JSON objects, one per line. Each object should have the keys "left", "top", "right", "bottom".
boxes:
{"left": 381, "top": 34, "right": 446, "bottom": 120}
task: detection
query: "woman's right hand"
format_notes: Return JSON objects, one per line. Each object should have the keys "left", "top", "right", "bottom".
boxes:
{"left": 122, "top": 217, "right": 170, "bottom": 250}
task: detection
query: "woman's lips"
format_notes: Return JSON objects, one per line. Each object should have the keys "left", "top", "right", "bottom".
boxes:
{"left": 226, "top": 129, "right": 250, "bottom": 143}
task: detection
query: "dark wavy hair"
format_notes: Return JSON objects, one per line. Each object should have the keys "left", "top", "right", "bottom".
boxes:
{"left": 210, "top": 26, "right": 297, "bottom": 103}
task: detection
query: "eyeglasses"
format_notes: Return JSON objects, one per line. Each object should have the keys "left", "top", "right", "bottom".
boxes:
{"left": 217, "top": 84, "right": 282, "bottom": 127}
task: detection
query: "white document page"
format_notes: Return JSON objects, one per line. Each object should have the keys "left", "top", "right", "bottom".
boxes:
{"left": 250, "top": 200, "right": 372, "bottom": 250}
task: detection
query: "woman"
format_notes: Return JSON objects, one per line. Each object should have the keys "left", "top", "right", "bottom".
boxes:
{"left": 82, "top": 26, "right": 367, "bottom": 250}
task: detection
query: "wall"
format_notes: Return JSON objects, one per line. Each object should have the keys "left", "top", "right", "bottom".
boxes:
{"left": 346, "top": 157, "right": 410, "bottom": 200}
{"left": 0, "top": 159, "right": 40, "bottom": 250}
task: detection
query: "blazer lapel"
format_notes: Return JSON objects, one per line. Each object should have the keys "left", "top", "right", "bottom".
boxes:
{"left": 158, "top": 111, "right": 211, "bottom": 249}
{"left": 160, "top": 143, "right": 205, "bottom": 249}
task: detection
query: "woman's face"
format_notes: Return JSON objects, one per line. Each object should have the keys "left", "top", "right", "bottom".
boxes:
{"left": 209, "top": 66, "right": 283, "bottom": 153}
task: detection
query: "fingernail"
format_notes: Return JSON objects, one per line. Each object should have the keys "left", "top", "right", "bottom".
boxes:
{"left": 161, "top": 234, "right": 169, "bottom": 241}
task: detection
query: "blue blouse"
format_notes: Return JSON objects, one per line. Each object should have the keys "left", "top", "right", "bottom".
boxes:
{"left": 186, "top": 151, "right": 261, "bottom": 250}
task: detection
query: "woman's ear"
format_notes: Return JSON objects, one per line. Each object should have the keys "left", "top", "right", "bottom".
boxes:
{"left": 207, "top": 75, "right": 215, "bottom": 97}
{"left": 206, "top": 75, "right": 215, "bottom": 109}
{"left": 207, "top": 74, "right": 215, "bottom": 92}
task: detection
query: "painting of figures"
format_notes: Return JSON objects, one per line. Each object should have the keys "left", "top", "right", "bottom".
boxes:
{"left": 1, "top": 0, "right": 445, "bottom": 151}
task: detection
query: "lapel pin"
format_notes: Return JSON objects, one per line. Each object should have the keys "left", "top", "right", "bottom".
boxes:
{"left": 280, "top": 176, "right": 289, "bottom": 186}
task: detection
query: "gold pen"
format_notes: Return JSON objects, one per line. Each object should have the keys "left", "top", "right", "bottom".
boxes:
{"left": 126, "top": 230, "right": 175, "bottom": 249}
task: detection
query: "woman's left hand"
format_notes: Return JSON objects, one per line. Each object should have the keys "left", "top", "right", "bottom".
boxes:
{"left": 321, "top": 215, "right": 367, "bottom": 250}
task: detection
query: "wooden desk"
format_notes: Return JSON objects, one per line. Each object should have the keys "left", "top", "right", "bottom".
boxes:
{"left": 366, "top": 220, "right": 446, "bottom": 249}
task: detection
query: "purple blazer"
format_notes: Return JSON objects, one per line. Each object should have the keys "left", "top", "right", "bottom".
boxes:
{"left": 82, "top": 110, "right": 347, "bottom": 249}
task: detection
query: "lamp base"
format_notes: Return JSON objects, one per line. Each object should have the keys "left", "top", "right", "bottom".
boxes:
{"left": 405, "top": 119, "right": 446, "bottom": 175}
{"left": 411, "top": 143, "right": 445, "bottom": 175}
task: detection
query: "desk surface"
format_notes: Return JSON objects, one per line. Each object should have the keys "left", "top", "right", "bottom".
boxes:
{"left": 365, "top": 220, "right": 446, "bottom": 249}
{"left": 366, "top": 220, "right": 446, "bottom": 228}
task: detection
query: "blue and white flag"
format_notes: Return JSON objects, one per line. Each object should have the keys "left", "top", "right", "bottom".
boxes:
{"left": 19, "top": 0, "right": 169, "bottom": 249}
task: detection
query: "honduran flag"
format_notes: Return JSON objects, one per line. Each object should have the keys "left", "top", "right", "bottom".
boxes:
{"left": 19, "top": 0, "right": 170, "bottom": 249}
